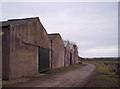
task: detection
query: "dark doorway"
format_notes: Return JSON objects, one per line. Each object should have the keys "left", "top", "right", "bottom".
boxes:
{"left": 70, "top": 52, "right": 72, "bottom": 65}
{"left": 39, "top": 47, "right": 49, "bottom": 72}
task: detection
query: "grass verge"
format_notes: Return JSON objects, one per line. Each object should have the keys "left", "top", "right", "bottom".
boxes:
{"left": 96, "top": 75, "right": 118, "bottom": 82}
{"left": 46, "top": 63, "right": 86, "bottom": 74}
{"left": 95, "top": 62, "right": 119, "bottom": 87}
{"left": 96, "top": 63, "right": 112, "bottom": 74}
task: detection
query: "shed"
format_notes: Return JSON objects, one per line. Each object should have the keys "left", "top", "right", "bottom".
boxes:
{"left": 69, "top": 44, "right": 78, "bottom": 65}
{"left": 48, "top": 33, "right": 64, "bottom": 69}
{"left": 73, "top": 45, "right": 78, "bottom": 64}
{"left": 69, "top": 44, "right": 74, "bottom": 65}
{"left": 64, "top": 41, "right": 71, "bottom": 66}
{"left": 1, "top": 17, "right": 51, "bottom": 80}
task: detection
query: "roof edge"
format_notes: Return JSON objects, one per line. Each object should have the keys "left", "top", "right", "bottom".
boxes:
{"left": 48, "top": 33, "right": 60, "bottom": 36}
{"left": 8, "top": 17, "right": 39, "bottom": 21}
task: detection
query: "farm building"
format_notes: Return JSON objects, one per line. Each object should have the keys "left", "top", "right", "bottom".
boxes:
{"left": 48, "top": 33, "right": 64, "bottom": 69}
{"left": 73, "top": 45, "right": 78, "bottom": 64}
{"left": 69, "top": 44, "right": 78, "bottom": 65}
{"left": 69, "top": 44, "right": 74, "bottom": 65}
{"left": 1, "top": 17, "right": 51, "bottom": 80}
{"left": 64, "top": 41, "right": 71, "bottom": 66}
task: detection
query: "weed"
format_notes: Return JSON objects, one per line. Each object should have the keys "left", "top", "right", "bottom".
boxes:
{"left": 96, "top": 63, "right": 112, "bottom": 74}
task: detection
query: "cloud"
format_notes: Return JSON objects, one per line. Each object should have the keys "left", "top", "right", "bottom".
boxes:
{"left": 79, "top": 45, "right": 118, "bottom": 57}
{"left": 1, "top": 2, "right": 118, "bottom": 57}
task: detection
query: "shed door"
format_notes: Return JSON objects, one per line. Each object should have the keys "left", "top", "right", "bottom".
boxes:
{"left": 70, "top": 52, "right": 72, "bottom": 65}
{"left": 39, "top": 48, "right": 49, "bottom": 72}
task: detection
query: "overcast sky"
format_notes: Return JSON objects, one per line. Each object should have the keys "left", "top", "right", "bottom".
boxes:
{"left": 1, "top": 2, "right": 118, "bottom": 58}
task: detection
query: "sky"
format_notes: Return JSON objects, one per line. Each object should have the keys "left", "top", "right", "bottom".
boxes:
{"left": 1, "top": 1, "right": 118, "bottom": 58}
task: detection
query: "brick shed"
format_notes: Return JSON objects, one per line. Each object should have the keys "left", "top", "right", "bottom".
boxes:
{"left": 1, "top": 17, "right": 51, "bottom": 80}
{"left": 48, "top": 33, "right": 64, "bottom": 69}
{"left": 64, "top": 41, "right": 71, "bottom": 66}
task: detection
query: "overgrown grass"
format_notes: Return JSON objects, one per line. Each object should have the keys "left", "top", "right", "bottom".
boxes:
{"left": 95, "top": 62, "right": 119, "bottom": 87}
{"left": 96, "top": 75, "right": 118, "bottom": 82}
{"left": 82, "top": 60, "right": 119, "bottom": 87}
{"left": 96, "top": 63, "right": 112, "bottom": 74}
{"left": 97, "top": 61, "right": 120, "bottom": 64}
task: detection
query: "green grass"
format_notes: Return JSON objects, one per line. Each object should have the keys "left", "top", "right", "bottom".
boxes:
{"left": 96, "top": 75, "right": 118, "bottom": 82}
{"left": 98, "top": 61, "right": 120, "bottom": 64}
{"left": 96, "top": 63, "right": 112, "bottom": 74}
{"left": 95, "top": 62, "right": 119, "bottom": 86}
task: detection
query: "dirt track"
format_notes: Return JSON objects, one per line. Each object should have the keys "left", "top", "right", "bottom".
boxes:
{"left": 8, "top": 64, "right": 96, "bottom": 87}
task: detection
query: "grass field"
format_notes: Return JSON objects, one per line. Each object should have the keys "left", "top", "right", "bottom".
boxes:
{"left": 96, "top": 62, "right": 119, "bottom": 85}
{"left": 85, "top": 60, "right": 119, "bottom": 87}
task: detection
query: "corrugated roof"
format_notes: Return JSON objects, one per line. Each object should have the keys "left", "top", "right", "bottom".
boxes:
{"left": 1, "top": 17, "right": 39, "bottom": 27}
